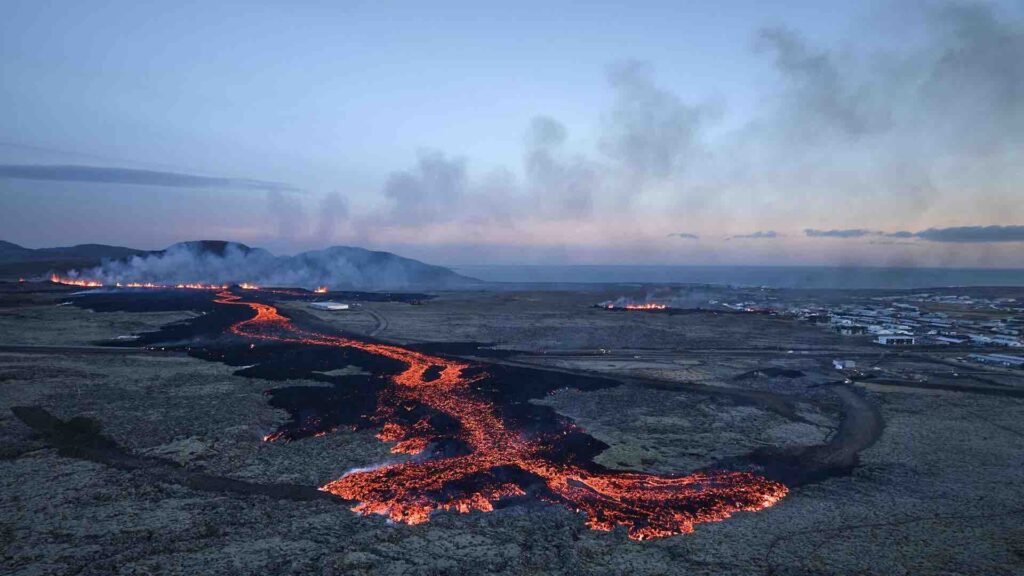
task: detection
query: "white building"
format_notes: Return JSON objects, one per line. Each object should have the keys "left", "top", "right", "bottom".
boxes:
{"left": 309, "top": 301, "right": 350, "bottom": 311}
{"left": 876, "top": 335, "right": 916, "bottom": 346}
{"left": 991, "top": 336, "right": 1022, "bottom": 348}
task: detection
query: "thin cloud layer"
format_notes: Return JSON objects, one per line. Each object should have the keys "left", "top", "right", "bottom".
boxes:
{"left": 913, "top": 225, "right": 1024, "bottom": 243}
{"left": 730, "top": 231, "right": 779, "bottom": 240}
{"left": 0, "top": 164, "right": 297, "bottom": 192}
{"left": 803, "top": 225, "right": 1024, "bottom": 243}
{"left": 804, "top": 229, "right": 876, "bottom": 238}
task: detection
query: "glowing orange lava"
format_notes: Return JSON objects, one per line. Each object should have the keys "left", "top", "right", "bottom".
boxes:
{"left": 209, "top": 290, "right": 787, "bottom": 539}
{"left": 603, "top": 302, "right": 668, "bottom": 311}
{"left": 175, "top": 282, "right": 229, "bottom": 290}
{"left": 50, "top": 274, "right": 236, "bottom": 290}
{"left": 624, "top": 303, "right": 667, "bottom": 310}
{"left": 314, "top": 286, "right": 329, "bottom": 293}
{"left": 50, "top": 274, "right": 103, "bottom": 287}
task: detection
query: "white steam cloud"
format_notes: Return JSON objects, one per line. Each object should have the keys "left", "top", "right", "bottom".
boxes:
{"left": 75, "top": 242, "right": 472, "bottom": 290}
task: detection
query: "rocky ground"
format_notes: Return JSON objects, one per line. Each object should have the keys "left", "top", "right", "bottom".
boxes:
{"left": 1, "top": 285, "right": 1022, "bottom": 575}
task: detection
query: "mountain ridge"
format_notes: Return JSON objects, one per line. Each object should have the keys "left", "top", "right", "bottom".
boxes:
{"left": 0, "top": 240, "right": 478, "bottom": 290}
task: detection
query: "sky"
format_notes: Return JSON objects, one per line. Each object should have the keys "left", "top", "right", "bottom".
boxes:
{"left": 1, "top": 0, "right": 1023, "bottom": 267}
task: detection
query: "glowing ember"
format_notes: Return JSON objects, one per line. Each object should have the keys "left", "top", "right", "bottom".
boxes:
{"left": 213, "top": 290, "right": 787, "bottom": 539}
{"left": 314, "top": 286, "right": 329, "bottom": 293}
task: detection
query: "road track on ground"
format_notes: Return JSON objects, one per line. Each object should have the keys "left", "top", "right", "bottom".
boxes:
{"left": 364, "top": 306, "right": 388, "bottom": 337}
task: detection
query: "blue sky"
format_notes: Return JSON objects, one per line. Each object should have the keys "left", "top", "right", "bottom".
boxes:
{"left": 2, "top": 1, "right": 1023, "bottom": 266}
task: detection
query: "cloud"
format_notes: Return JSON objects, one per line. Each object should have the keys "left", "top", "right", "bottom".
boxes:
{"left": 668, "top": 232, "right": 699, "bottom": 240}
{"left": 380, "top": 150, "right": 469, "bottom": 226}
{"left": 207, "top": 2, "right": 1021, "bottom": 266}
{"left": 917, "top": 2, "right": 1024, "bottom": 152}
{"left": 0, "top": 164, "right": 297, "bottom": 191}
{"left": 800, "top": 224, "right": 1024, "bottom": 244}
{"left": 526, "top": 117, "right": 597, "bottom": 219}
{"left": 755, "top": 27, "right": 879, "bottom": 140}
{"left": 528, "top": 116, "right": 568, "bottom": 148}
{"left": 911, "top": 225, "right": 1024, "bottom": 243}
{"left": 600, "top": 60, "right": 708, "bottom": 184}
{"left": 315, "top": 192, "right": 350, "bottom": 241}
{"left": 803, "top": 228, "right": 876, "bottom": 238}
{"left": 729, "top": 230, "right": 779, "bottom": 240}
{"left": 338, "top": 4, "right": 1023, "bottom": 262}
{"left": 266, "top": 190, "right": 306, "bottom": 241}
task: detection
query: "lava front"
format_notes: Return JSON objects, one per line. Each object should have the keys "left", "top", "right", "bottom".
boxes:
{"left": 215, "top": 290, "right": 787, "bottom": 540}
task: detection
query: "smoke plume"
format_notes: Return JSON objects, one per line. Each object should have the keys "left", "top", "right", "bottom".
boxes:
{"left": 75, "top": 242, "right": 472, "bottom": 290}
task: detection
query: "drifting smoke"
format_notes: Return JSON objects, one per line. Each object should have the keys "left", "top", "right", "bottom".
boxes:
{"left": 600, "top": 60, "right": 710, "bottom": 187}
{"left": 599, "top": 287, "right": 722, "bottom": 310}
{"left": 73, "top": 242, "right": 473, "bottom": 290}
{"left": 346, "top": 1, "right": 1024, "bottom": 266}
{"left": 316, "top": 192, "right": 350, "bottom": 240}
{"left": 5, "top": 2, "right": 1021, "bottom": 268}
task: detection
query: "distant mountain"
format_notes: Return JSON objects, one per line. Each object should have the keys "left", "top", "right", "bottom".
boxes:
{"left": 152, "top": 240, "right": 270, "bottom": 259}
{"left": 0, "top": 239, "right": 478, "bottom": 290}
{"left": 0, "top": 240, "right": 145, "bottom": 264}
{"left": 287, "top": 246, "right": 471, "bottom": 290}
{"left": 0, "top": 241, "right": 32, "bottom": 263}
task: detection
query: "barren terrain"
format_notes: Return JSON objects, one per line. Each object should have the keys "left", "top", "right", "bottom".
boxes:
{"left": 1, "top": 283, "right": 1022, "bottom": 575}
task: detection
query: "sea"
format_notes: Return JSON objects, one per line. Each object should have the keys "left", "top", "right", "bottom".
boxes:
{"left": 452, "top": 265, "right": 1024, "bottom": 290}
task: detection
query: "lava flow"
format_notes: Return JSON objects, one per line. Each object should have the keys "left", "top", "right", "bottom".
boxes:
{"left": 49, "top": 274, "right": 103, "bottom": 287}
{"left": 49, "top": 274, "right": 230, "bottom": 290}
{"left": 621, "top": 303, "right": 668, "bottom": 311}
{"left": 211, "top": 289, "right": 787, "bottom": 539}
{"left": 601, "top": 302, "right": 669, "bottom": 311}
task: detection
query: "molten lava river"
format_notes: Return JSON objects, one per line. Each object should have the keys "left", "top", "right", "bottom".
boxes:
{"left": 192, "top": 290, "right": 784, "bottom": 539}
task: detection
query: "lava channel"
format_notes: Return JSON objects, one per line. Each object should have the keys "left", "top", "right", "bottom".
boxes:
{"left": 214, "top": 290, "right": 788, "bottom": 539}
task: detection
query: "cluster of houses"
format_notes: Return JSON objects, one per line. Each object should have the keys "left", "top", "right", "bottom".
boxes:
{"left": 789, "top": 293, "right": 1023, "bottom": 356}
